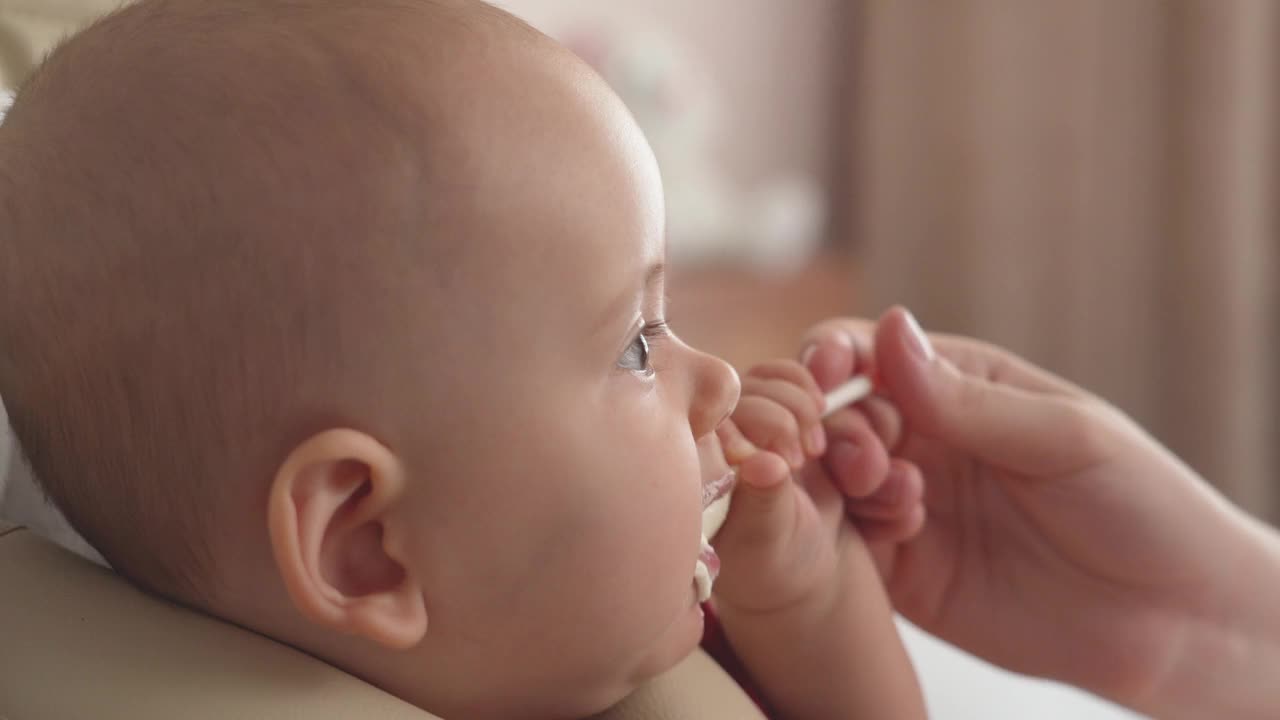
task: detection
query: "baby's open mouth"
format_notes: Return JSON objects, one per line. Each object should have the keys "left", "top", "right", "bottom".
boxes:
{"left": 694, "top": 471, "right": 736, "bottom": 602}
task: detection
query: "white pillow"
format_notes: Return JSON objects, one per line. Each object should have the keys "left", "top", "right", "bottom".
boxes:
{"left": 2, "top": 93, "right": 107, "bottom": 563}
{"left": 897, "top": 619, "right": 1141, "bottom": 719}
{"left": 0, "top": 395, "right": 108, "bottom": 566}
{"left": 0, "top": 397, "right": 10, "bottom": 501}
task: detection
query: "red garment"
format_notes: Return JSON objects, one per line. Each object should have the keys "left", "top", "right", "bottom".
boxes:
{"left": 699, "top": 603, "right": 777, "bottom": 718}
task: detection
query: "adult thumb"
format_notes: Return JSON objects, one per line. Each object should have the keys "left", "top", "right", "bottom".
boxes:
{"left": 874, "top": 307, "right": 1096, "bottom": 476}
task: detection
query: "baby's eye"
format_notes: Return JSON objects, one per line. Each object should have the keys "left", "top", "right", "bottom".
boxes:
{"left": 618, "top": 321, "right": 668, "bottom": 375}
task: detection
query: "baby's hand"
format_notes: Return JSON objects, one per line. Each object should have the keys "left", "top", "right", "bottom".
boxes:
{"left": 711, "top": 358, "right": 920, "bottom": 614}
{"left": 709, "top": 355, "right": 930, "bottom": 718}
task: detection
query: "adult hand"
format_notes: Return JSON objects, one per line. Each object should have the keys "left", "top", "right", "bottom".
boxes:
{"left": 803, "top": 307, "right": 1280, "bottom": 718}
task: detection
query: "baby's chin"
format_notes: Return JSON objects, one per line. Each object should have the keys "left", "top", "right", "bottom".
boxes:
{"left": 620, "top": 584, "right": 708, "bottom": 693}
{"left": 539, "top": 568, "right": 711, "bottom": 720}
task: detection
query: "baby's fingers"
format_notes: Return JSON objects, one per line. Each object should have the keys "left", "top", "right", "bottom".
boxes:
{"left": 854, "top": 395, "right": 905, "bottom": 453}
{"left": 851, "top": 460, "right": 926, "bottom": 547}
{"left": 715, "top": 450, "right": 795, "bottom": 565}
{"left": 731, "top": 395, "right": 807, "bottom": 469}
{"left": 745, "top": 359, "right": 825, "bottom": 408}
{"left": 848, "top": 459, "right": 924, "bottom": 521}
{"left": 740, "top": 376, "right": 825, "bottom": 457}
{"left": 857, "top": 505, "right": 926, "bottom": 545}
{"left": 716, "top": 418, "right": 758, "bottom": 467}
{"left": 821, "top": 407, "right": 890, "bottom": 498}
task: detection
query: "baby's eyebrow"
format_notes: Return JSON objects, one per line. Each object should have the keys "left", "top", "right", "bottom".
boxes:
{"left": 593, "top": 262, "right": 666, "bottom": 336}
{"left": 645, "top": 262, "right": 666, "bottom": 292}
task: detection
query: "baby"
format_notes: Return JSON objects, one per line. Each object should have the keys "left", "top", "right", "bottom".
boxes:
{"left": 0, "top": 1, "right": 923, "bottom": 718}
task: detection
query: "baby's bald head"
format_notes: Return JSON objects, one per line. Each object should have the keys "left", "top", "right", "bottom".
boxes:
{"left": 0, "top": 1, "right": 696, "bottom": 712}
{"left": 0, "top": 0, "right": 562, "bottom": 604}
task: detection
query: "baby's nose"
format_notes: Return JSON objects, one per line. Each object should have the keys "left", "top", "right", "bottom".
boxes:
{"left": 689, "top": 352, "right": 740, "bottom": 438}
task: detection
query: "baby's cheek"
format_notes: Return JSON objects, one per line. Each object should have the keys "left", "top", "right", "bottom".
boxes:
{"left": 602, "top": 455, "right": 699, "bottom": 592}
{"left": 565, "top": 397, "right": 705, "bottom": 607}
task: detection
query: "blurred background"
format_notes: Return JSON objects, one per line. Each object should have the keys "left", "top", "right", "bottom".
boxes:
{"left": 5, "top": 0, "right": 1273, "bottom": 523}
{"left": 1, "top": 2, "right": 1275, "bottom": 717}
{"left": 510, "top": 0, "right": 1280, "bottom": 535}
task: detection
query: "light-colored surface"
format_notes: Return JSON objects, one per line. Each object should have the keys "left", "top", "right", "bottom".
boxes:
{"left": 0, "top": 0, "right": 116, "bottom": 87}
{"left": 0, "top": 396, "right": 9, "bottom": 499}
{"left": 898, "top": 619, "right": 1144, "bottom": 720}
{"left": 0, "top": 0, "right": 117, "bottom": 18}
{"left": 0, "top": 527, "right": 438, "bottom": 720}
{"left": 499, "top": 0, "right": 838, "bottom": 189}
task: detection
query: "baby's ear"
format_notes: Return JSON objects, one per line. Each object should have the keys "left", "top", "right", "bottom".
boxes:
{"left": 268, "top": 429, "right": 427, "bottom": 649}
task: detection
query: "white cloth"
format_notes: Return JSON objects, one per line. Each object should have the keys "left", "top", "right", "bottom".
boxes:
{"left": 898, "top": 619, "right": 1143, "bottom": 719}
{"left": 0, "top": 395, "right": 108, "bottom": 565}
{"left": 0, "top": 397, "right": 10, "bottom": 501}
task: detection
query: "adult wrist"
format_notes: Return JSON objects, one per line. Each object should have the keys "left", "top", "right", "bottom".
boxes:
{"left": 1136, "top": 515, "right": 1280, "bottom": 719}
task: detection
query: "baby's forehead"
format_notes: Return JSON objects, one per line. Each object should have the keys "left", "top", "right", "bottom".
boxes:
{"left": 449, "top": 167, "right": 662, "bottom": 336}
{"left": 10, "top": 0, "right": 666, "bottom": 379}
{"left": 407, "top": 66, "right": 664, "bottom": 326}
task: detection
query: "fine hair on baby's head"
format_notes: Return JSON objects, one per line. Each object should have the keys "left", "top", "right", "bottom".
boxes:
{"left": 1, "top": 0, "right": 537, "bottom": 602}
{"left": 0, "top": 1, "right": 741, "bottom": 717}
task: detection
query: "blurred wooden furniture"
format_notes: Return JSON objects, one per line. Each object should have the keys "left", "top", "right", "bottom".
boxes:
{"left": 669, "top": 252, "right": 860, "bottom": 371}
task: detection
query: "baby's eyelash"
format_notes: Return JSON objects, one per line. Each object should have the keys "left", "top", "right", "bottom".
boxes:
{"left": 642, "top": 320, "right": 670, "bottom": 339}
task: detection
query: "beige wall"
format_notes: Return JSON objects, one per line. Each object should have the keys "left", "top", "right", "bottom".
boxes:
{"left": 1, "top": 1, "right": 838, "bottom": 189}
{"left": 480, "top": 1, "right": 837, "bottom": 188}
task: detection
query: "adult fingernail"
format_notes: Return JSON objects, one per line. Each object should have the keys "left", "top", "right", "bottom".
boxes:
{"left": 799, "top": 343, "right": 818, "bottom": 368}
{"left": 806, "top": 425, "right": 827, "bottom": 455}
{"left": 903, "top": 310, "right": 935, "bottom": 362}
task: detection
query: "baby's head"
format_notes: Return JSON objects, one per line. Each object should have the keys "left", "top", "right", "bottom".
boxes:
{"left": 0, "top": 1, "right": 740, "bottom": 716}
